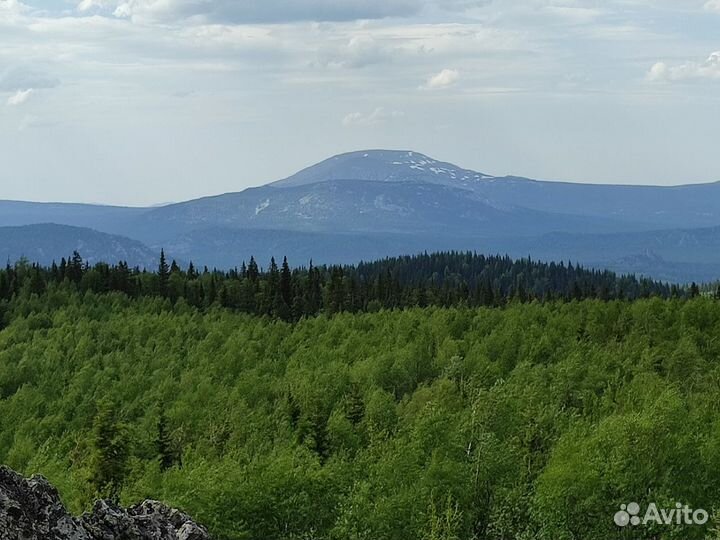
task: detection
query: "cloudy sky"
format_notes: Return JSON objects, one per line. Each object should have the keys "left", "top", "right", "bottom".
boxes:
{"left": 1, "top": 0, "right": 719, "bottom": 205}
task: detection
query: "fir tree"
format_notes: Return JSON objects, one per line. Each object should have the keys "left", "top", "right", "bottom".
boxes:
{"left": 156, "top": 406, "right": 175, "bottom": 471}
{"left": 158, "top": 249, "right": 170, "bottom": 296}
{"left": 280, "top": 257, "right": 292, "bottom": 307}
{"left": 90, "top": 401, "right": 129, "bottom": 501}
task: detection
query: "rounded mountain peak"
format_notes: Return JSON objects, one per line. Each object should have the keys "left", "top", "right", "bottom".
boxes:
{"left": 271, "top": 149, "right": 494, "bottom": 189}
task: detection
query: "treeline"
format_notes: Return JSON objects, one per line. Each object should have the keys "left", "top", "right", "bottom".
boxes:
{"left": 0, "top": 250, "right": 679, "bottom": 322}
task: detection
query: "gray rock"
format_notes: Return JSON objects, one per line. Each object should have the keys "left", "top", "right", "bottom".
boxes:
{"left": 0, "top": 466, "right": 209, "bottom": 540}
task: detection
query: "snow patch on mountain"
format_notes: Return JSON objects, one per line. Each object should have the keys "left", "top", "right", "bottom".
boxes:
{"left": 373, "top": 195, "right": 412, "bottom": 215}
{"left": 255, "top": 199, "right": 270, "bottom": 215}
{"left": 271, "top": 149, "right": 497, "bottom": 190}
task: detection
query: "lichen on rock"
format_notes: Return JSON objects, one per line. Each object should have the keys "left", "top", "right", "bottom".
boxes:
{"left": 0, "top": 466, "right": 209, "bottom": 540}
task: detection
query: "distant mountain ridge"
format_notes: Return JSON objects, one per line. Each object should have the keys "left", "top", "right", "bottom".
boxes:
{"left": 0, "top": 224, "right": 159, "bottom": 268}
{"left": 130, "top": 179, "right": 633, "bottom": 244}
{"left": 0, "top": 200, "right": 147, "bottom": 230}
{"left": 276, "top": 150, "right": 720, "bottom": 229}
{"left": 3, "top": 149, "right": 720, "bottom": 282}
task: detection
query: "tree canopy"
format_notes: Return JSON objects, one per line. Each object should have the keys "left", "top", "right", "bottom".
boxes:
{"left": 0, "top": 280, "right": 717, "bottom": 539}
{"left": 0, "top": 251, "right": 675, "bottom": 326}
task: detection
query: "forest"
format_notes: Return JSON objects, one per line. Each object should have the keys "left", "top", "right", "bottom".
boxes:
{"left": 0, "top": 251, "right": 681, "bottom": 326}
{"left": 0, "top": 250, "right": 718, "bottom": 539}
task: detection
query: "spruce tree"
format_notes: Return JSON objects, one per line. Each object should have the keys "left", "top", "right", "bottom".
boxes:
{"left": 68, "top": 251, "right": 84, "bottom": 284}
{"left": 90, "top": 401, "right": 129, "bottom": 501}
{"left": 187, "top": 262, "right": 197, "bottom": 280}
{"left": 158, "top": 249, "right": 170, "bottom": 296}
{"left": 247, "top": 257, "right": 259, "bottom": 283}
{"left": 156, "top": 406, "right": 175, "bottom": 471}
{"left": 280, "top": 257, "right": 292, "bottom": 307}
{"left": 29, "top": 265, "right": 46, "bottom": 296}
{"left": 690, "top": 282, "right": 701, "bottom": 298}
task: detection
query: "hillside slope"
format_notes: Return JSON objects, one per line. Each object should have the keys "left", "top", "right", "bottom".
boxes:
{"left": 0, "top": 224, "right": 160, "bottom": 268}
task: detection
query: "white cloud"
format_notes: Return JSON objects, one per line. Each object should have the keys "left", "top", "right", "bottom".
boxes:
{"left": 704, "top": 0, "right": 720, "bottom": 12}
{"left": 646, "top": 61, "right": 669, "bottom": 81}
{"left": 317, "top": 34, "right": 392, "bottom": 69}
{"left": 0, "top": 0, "right": 28, "bottom": 22}
{"left": 647, "top": 52, "right": 720, "bottom": 82}
{"left": 7, "top": 88, "right": 33, "bottom": 106}
{"left": 423, "top": 68, "right": 459, "bottom": 89}
{"left": 77, "top": 0, "right": 116, "bottom": 12}
{"left": 342, "top": 107, "right": 404, "bottom": 126}
{"left": 0, "top": 0, "right": 26, "bottom": 13}
{"left": 543, "top": 6, "right": 604, "bottom": 24}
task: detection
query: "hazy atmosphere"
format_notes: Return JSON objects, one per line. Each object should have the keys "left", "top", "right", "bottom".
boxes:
{"left": 5, "top": 3, "right": 720, "bottom": 540}
{"left": 2, "top": 0, "right": 720, "bottom": 205}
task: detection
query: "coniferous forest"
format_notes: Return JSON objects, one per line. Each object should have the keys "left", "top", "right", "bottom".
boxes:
{"left": 0, "top": 251, "right": 718, "bottom": 539}
{"left": 0, "top": 251, "right": 678, "bottom": 325}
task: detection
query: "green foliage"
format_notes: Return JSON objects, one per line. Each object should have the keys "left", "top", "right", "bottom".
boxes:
{"left": 90, "top": 400, "right": 130, "bottom": 501}
{"left": 424, "top": 494, "right": 463, "bottom": 540}
{"left": 156, "top": 405, "right": 176, "bottom": 471}
{"left": 0, "top": 289, "right": 719, "bottom": 539}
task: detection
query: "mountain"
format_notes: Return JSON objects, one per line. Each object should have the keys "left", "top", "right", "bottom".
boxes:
{"left": 465, "top": 177, "right": 720, "bottom": 230}
{"left": 484, "top": 225, "right": 720, "bottom": 283}
{"left": 3, "top": 149, "right": 720, "bottom": 282}
{"left": 270, "top": 150, "right": 720, "bottom": 229}
{"left": 156, "top": 225, "right": 720, "bottom": 282}
{"left": 0, "top": 200, "right": 148, "bottom": 232}
{"left": 271, "top": 149, "right": 497, "bottom": 189}
{"left": 126, "top": 150, "right": 720, "bottom": 246}
{"left": 0, "top": 224, "right": 160, "bottom": 268}
{"left": 129, "top": 179, "right": 633, "bottom": 245}
{"left": 272, "top": 150, "right": 720, "bottom": 229}
{"left": 160, "top": 227, "right": 501, "bottom": 269}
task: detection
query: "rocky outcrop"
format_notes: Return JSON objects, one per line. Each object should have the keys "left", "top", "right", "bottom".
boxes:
{"left": 0, "top": 466, "right": 209, "bottom": 540}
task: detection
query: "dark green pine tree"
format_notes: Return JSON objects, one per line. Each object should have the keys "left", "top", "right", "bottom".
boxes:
{"left": 218, "top": 283, "right": 230, "bottom": 308}
{"left": 158, "top": 249, "right": 170, "bottom": 296}
{"left": 68, "top": 251, "right": 84, "bottom": 284}
{"left": 280, "top": 257, "right": 292, "bottom": 307}
{"left": 265, "top": 257, "right": 280, "bottom": 316}
{"left": 156, "top": 406, "right": 175, "bottom": 471}
{"left": 247, "top": 256, "right": 260, "bottom": 283}
{"left": 479, "top": 278, "right": 494, "bottom": 306}
{"left": 90, "top": 401, "right": 129, "bottom": 501}
{"left": 273, "top": 290, "right": 292, "bottom": 322}
{"left": 345, "top": 384, "right": 365, "bottom": 425}
{"left": 690, "top": 282, "right": 701, "bottom": 298}
{"left": 206, "top": 276, "right": 217, "bottom": 306}
{"left": 58, "top": 257, "right": 67, "bottom": 281}
{"left": 29, "top": 265, "right": 46, "bottom": 296}
{"left": 306, "top": 262, "right": 322, "bottom": 316}
{"left": 187, "top": 262, "right": 197, "bottom": 280}
{"left": 327, "top": 267, "right": 345, "bottom": 314}
{"left": 0, "top": 272, "right": 9, "bottom": 301}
